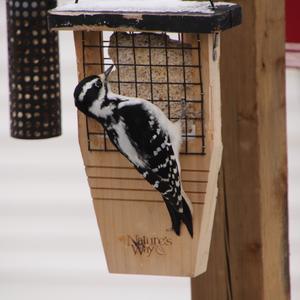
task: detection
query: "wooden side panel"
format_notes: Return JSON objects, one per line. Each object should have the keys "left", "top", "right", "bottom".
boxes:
{"left": 194, "top": 33, "right": 222, "bottom": 274}
{"left": 73, "top": 31, "right": 222, "bottom": 277}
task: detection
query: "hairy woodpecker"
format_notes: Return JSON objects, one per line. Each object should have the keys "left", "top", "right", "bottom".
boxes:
{"left": 74, "top": 65, "right": 193, "bottom": 237}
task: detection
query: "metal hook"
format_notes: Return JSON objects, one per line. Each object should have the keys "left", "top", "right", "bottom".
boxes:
{"left": 212, "top": 32, "right": 219, "bottom": 61}
{"left": 180, "top": 98, "right": 187, "bottom": 120}
{"left": 209, "top": 0, "right": 215, "bottom": 10}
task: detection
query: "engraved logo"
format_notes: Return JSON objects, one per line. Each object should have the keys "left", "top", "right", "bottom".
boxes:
{"left": 122, "top": 235, "right": 173, "bottom": 257}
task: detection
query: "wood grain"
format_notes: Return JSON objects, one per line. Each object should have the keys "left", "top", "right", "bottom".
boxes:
{"left": 191, "top": 0, "right": 290, "bottom": 298}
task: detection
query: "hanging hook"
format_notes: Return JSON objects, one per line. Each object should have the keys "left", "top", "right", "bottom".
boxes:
{"left": 180, "top": 98, "right": 187, "bottom": 120}
{"left": 209, "top": 0, "right": 215, "bottom": 10}
{"left": 212, "top": 32, "right": 219, "bottom": 61}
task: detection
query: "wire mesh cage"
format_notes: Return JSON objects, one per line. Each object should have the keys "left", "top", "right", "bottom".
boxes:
{"left": 81, "top": 31, "right": 205, "bottom": 154}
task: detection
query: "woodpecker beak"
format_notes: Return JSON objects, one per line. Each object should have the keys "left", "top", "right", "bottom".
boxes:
{"left": 104, "top": 65, "right": 114, "bottom": 80}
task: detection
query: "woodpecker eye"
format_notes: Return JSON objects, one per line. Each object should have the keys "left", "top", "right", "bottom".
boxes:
{"left": 95, "top": 80, "right": 101, "bottom": 88}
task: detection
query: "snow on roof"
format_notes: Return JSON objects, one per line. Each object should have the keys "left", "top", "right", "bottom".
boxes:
{"left": 53, "top": 0, "right": 235, "bottom": 15}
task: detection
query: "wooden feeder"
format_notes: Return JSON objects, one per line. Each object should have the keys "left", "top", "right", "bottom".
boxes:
{"left": 48, "top": 0, "right": 241, "bottom": 277}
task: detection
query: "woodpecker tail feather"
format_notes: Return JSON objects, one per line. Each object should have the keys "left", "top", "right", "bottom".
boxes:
{"left": 164, "top": 195, "right": 193, "bottom": 238}
{"left": 165, "top": 201, "right": 181, "bottom": 235}
{"left": 181, "top": 196, "right": 193, "bottom": 237}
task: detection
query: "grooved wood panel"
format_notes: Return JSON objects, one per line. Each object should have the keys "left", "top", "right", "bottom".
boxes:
{"left": 88, "top": 177, "right": 207, "bottom": 193}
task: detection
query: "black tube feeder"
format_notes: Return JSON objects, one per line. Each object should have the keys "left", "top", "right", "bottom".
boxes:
{"left": 6, "top": 0, "right": 61, "bottom": 139}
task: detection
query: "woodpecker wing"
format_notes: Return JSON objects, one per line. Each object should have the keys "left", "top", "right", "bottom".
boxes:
{"left": 115, "top": 100, "right": 193, "bottom": 236}
{"left": 117, "top": 100, "right": 180, "bottom": 194}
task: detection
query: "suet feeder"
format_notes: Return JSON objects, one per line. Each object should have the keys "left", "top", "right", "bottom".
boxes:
{"left": 48, "top": 0, "right": 241, "bottom": 277}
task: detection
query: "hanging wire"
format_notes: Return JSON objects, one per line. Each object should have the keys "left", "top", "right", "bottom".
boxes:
{"left": 212, "top": 32, "right": 219, "bottom": 61}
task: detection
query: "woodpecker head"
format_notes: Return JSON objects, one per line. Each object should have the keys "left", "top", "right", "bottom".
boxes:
{"left": 73, "top": 65, "right": 114, "bottom": 116}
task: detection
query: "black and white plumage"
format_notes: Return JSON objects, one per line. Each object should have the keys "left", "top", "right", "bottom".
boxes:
{"left": 74, "top": 66, "right": 193, "bottom": 237}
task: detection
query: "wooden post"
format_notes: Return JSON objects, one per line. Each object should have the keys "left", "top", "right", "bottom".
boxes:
{"left": 191, "top": 0, "right": 290, "bottom": 299}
